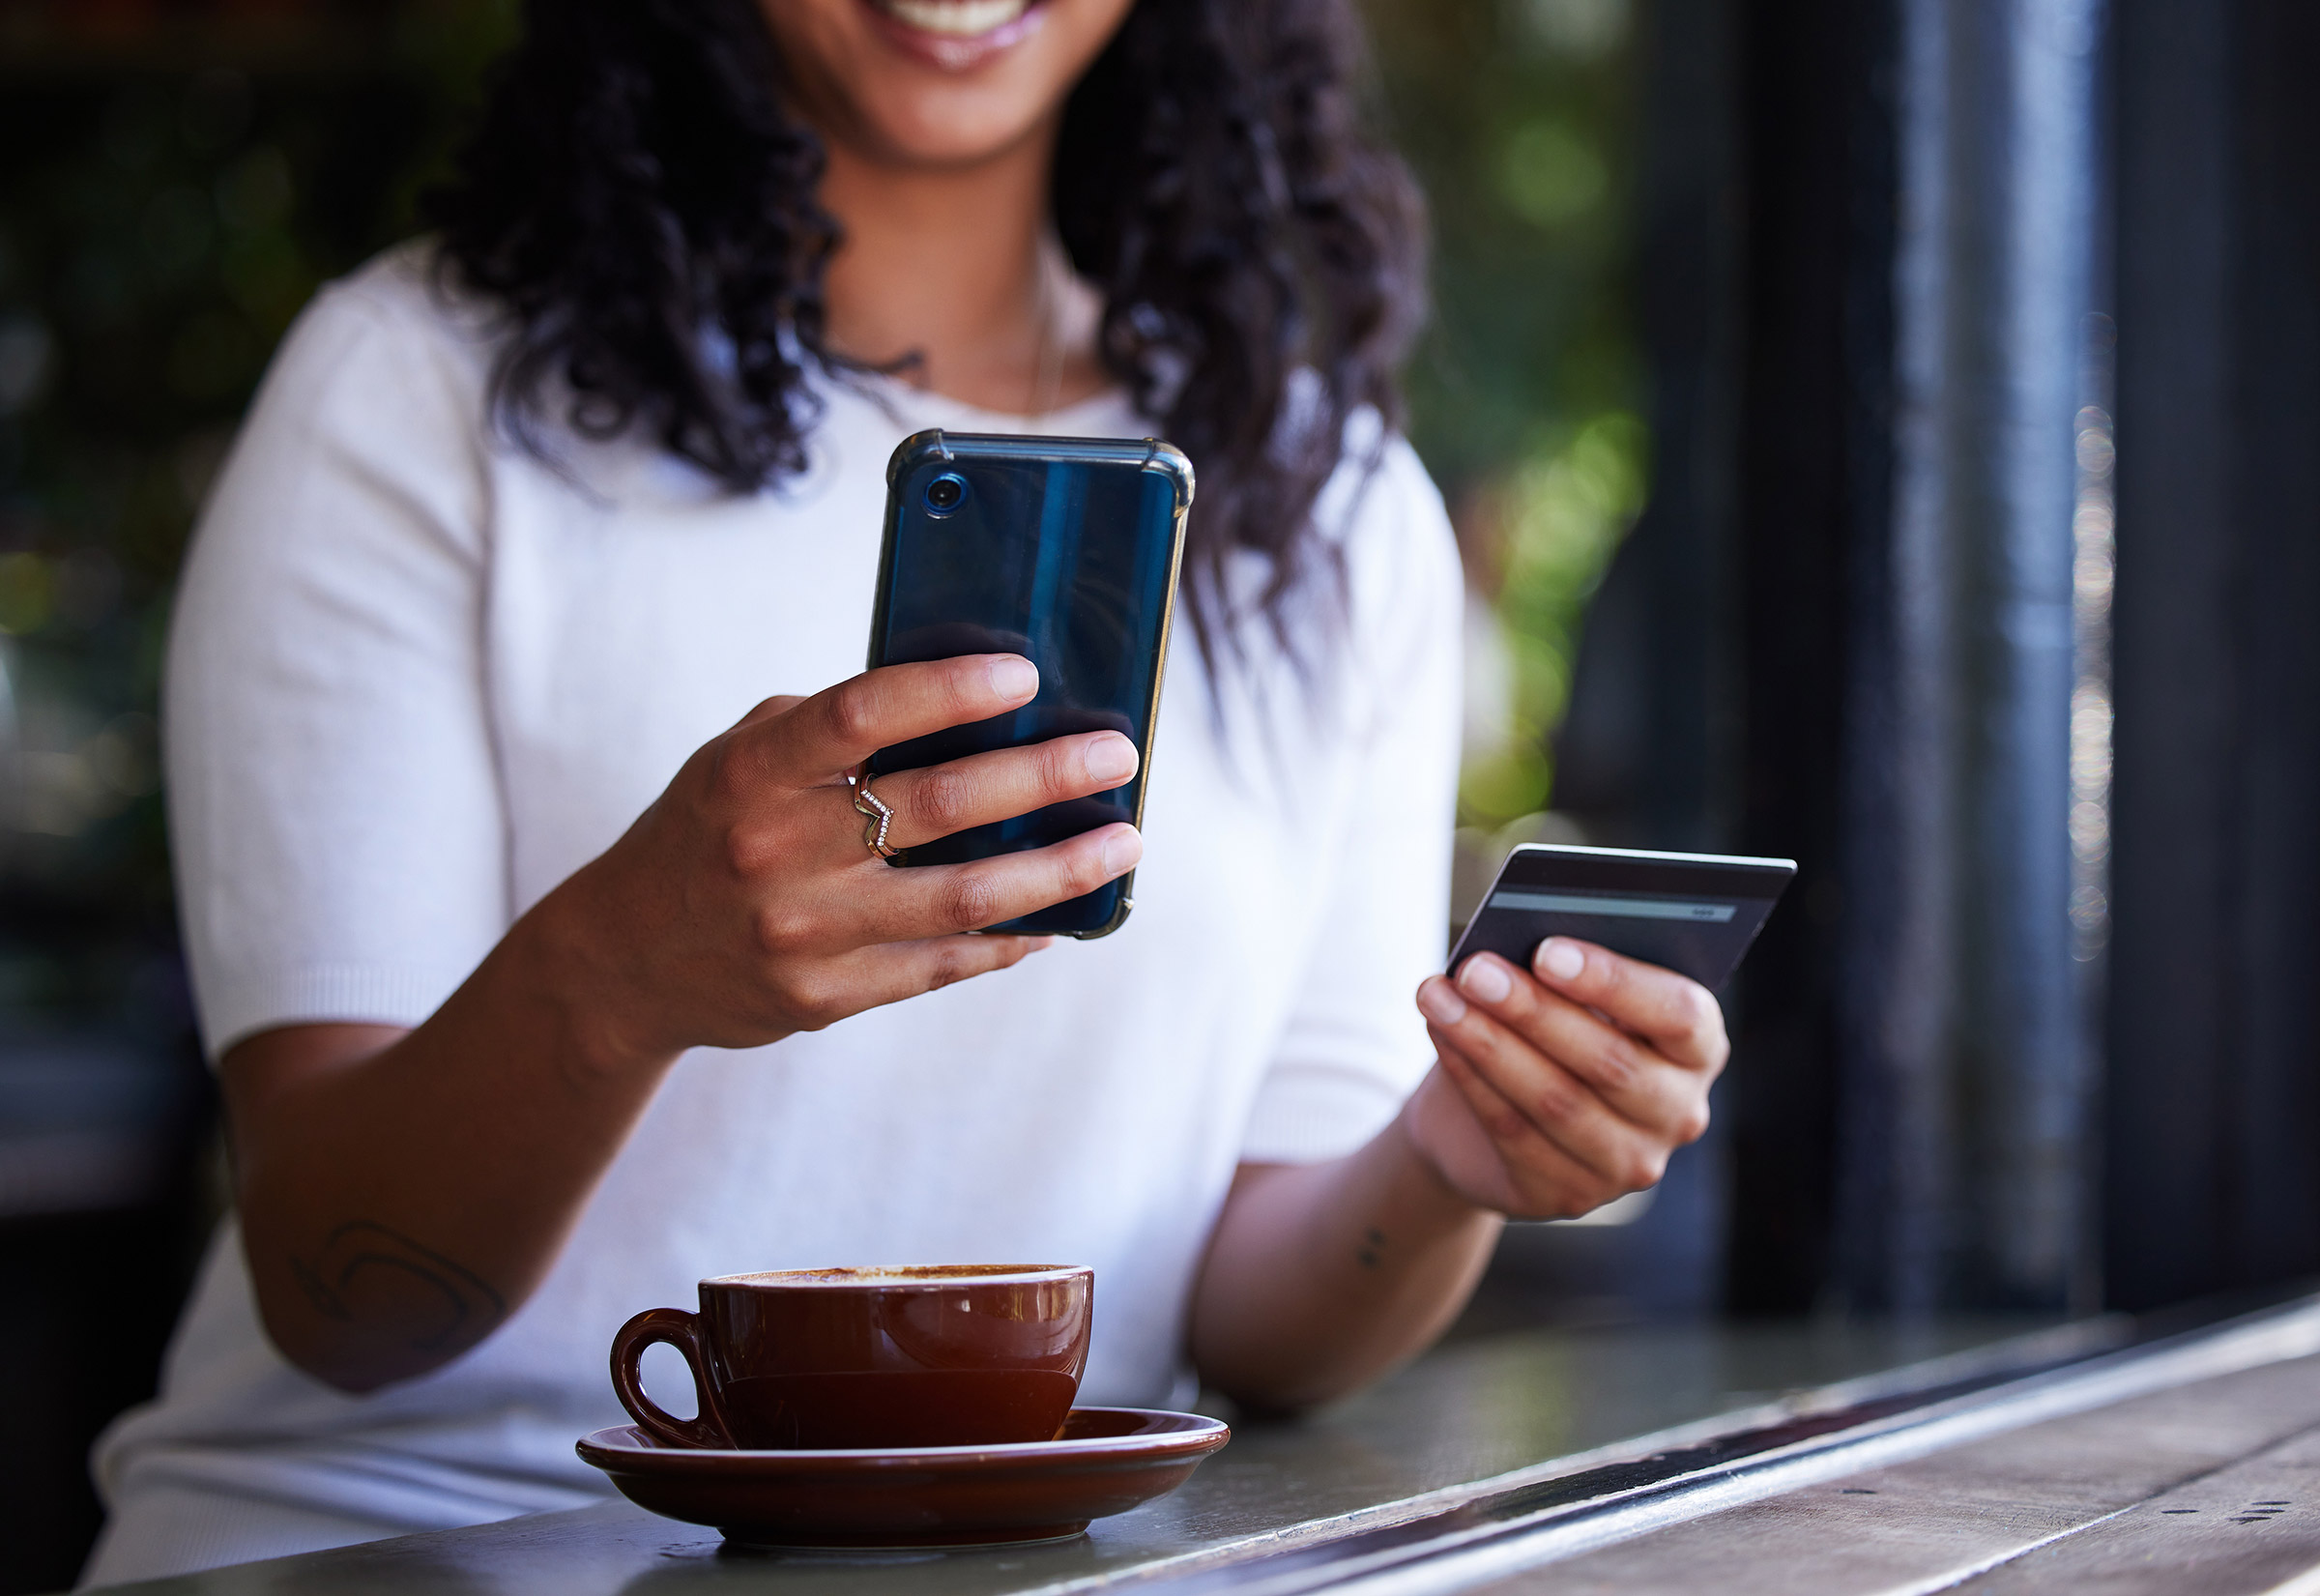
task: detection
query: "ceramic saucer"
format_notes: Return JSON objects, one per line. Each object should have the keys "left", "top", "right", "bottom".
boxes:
{"left": 576, "top": 1406, "right": 1231, "bottom": 1550}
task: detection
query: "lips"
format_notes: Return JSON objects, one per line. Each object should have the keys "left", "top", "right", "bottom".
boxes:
{"left": 879, "top": 0, "right": 1033, "bottom": 34}
{"left": 861, "top": 0, "right": 1050, "bottom": 70}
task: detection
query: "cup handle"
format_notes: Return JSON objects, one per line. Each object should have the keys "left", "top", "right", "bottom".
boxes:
{"left": 610, "top": 1308, "right": 733, "bottom": 1448}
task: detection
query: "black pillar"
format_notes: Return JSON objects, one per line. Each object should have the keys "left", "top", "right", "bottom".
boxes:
{"left": 1618, "top": 0, "right": 2099, "bottom": 1314}
{"left": 2105, "top": 0, "right": 2320, "bottom": 1310}
{"left": 1833, "top": 0, "right": 2098, "bottom": 1315}
{"left": 1602, "top": 0, "right": 2320, "bottom": 1322}
{"left": 1719, "top": 0, "right": 1895, "bottom": 1315}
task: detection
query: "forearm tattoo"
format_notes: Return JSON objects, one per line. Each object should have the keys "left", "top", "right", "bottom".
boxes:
{"left": 290, "top": 1221, "right": 507, "bottom": 1352}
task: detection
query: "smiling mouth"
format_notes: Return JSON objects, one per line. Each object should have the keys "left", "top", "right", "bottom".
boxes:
{"left": 876, "top": 0, "right": 1034, "bottom": 34}
{"left": 862, "top": 0, "right": 1050, "bottom": 68}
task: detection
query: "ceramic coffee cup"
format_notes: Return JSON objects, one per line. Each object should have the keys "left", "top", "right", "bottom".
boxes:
{"left": 610, "top": 1264, "right": 1093, "bottom": 1451}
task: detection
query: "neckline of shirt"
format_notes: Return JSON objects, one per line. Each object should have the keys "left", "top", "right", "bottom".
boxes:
{"left": 855, "top": 368, "right": 1146, "bottom": 438}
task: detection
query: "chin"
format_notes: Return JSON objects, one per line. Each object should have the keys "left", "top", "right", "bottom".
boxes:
{"left": 767, "top": 0, "right": 1129, "bottom": 166}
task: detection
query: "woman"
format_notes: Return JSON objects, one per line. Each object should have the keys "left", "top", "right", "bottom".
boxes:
{"left": 83, "top": 0, "right": 1726, "bottom": 1582}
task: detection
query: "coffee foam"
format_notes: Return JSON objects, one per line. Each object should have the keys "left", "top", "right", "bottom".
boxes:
{"left": 708, "top": 1263, "right": 1087, "bottom": 1289}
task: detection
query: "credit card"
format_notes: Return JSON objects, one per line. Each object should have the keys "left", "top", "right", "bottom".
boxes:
{"left": 1449, "top": 844, "right": 1796, "bottom": 992}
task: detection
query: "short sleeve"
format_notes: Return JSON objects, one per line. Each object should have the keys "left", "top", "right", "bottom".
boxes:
{"left": 164, "top": 259, "right": 508, "bottom": 1059}
{"left": 1237, "top": 437, "right": 1464, "bottom": 1163}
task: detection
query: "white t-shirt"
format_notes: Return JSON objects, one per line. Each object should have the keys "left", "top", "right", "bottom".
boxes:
{"left": 83, "top": 244, "right": 1461, "bottom": 1585}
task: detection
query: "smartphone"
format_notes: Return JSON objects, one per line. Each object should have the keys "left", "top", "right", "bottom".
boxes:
{"left": 1450, "top": 844, "right": 1797, "bottom": 992}
{"left": 863, "top": 429, "right": 1193, "bottom": 939}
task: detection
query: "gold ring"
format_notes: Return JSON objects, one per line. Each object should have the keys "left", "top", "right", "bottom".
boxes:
{"left": 849, "top": 770, "right": 898, "bottom": 860}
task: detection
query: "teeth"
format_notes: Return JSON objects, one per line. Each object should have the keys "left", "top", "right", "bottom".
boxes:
{"left": 878, "top": 0, "right": 1031, "bottom": 37}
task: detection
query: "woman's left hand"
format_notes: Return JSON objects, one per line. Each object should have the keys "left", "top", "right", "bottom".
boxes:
{"left": 1401, "top": 939, "right": 1728, "bottom": 1220}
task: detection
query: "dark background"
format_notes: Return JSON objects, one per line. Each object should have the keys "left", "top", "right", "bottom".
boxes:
{"left": 1, "top": 7, "right": 512, "bottom": 1587}
{"left": 5, "top": 0, "right": 2319, "bottom": 1590}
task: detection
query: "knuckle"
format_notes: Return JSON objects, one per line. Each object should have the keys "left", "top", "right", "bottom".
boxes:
{"left": 824, "top": 681, "right": 879, "bottom": 748}
{"left": 1698, "top": 1020, "right": 1733, "bottom": 1072}
{"left": 1062, "top": 832, "right": 1119, "bottom": 894}
{"left": 771, "top": 971, "right": 839, "bottom": 1030}
{"left": 1478, "top": 1094, "right": 1528, "bottom": 1142}
{"left": 1058, "top": 854, "right": 1101, "bottom": 899}
{"left": 921, "top": 942, "right": 982, "bottom": 993}
{"left": 1040, "top": 736, "right": 1086, "bottom": 798}
{"left": 941, "top": 656, "right": 986, "bottom": 714}
{"left": 1592, "top": 1035, "right": 1643, "bottom": 1089}
{"left": 1687, "top": 983, "right": 1721, "bottom": 1030}
{"left": 940, "top": 870, "right": 1001, "bottom": 932}
{"left": 1684, "top": 993, "right": 1725, "bottom": 1047}
{"left": 795, "top": 999, "right": 846, "bottom": 1031}
{"left": 913, "top": 767, "right": 975, "bottom": 834}
{"left": 722, "top": 824, "right": 778, "bottom": 881}
{"left": 1677, "top": 1102, "right": 1713, "bottom": 1144}
{"left": 751, "top": 904, "right": 816, "bottom": 958}
{"left": 1624, "top": 1148, "right": 1668, "bottom": 1191}
{"left": 1528, "top": 1073, "right": 1583, "bottom": 1124}
{"left": 703, "top": 739, "right": 752, "bottom": 807}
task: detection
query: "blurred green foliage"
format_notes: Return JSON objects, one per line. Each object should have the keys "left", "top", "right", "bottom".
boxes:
{"left": 1460, "top": 412, "right": 1647, "bottom": 821}
{"left": 1362, "top": 0, "right": 1644, "bottom": 827}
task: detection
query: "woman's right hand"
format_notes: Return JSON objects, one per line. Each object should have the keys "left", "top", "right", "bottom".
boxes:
{"left": 543, "top": 653, "right": 1140, "bottom": 1070}
{"left": 221, "top": 653, "right": 1130, "bottom": 1392}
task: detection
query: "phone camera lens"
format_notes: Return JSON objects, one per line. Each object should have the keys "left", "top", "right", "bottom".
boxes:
{"left": 925, "top": 474, "right": 968, "bottom": 513}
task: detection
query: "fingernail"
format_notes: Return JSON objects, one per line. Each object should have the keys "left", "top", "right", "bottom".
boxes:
{"left": 1537, "top": 938, "right": 1586, "bottom": 983}
{"left": 1458, "top": 955, "right": 1513, "bottom": 1004}
{"left": 1416, "top": 977, "right": 1467, "bottom": 1027}
{"left": 1086, "top": 735, "right": 1139, "bottom": 783}
{"left": 989, "top": 655, "right": 1038, "bottom": 700}
{"left": 1100, "top": 827, "right": 1143, "bottom": 876}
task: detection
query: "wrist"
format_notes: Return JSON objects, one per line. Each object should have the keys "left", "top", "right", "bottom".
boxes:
{"left": 1389, "top": 1086, "right": 1494, "bottom": 1226}
{"left": 503, "top": 866, "right": 682, "bottom": 1085}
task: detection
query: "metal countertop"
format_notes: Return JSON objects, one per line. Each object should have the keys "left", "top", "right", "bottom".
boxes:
{"left": 90, "top": 1315, "right": 2087, "bottom": 1596}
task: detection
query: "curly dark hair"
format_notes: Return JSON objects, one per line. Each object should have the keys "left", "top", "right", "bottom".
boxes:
{"left": 425, "top": 0, "right": 1427, "bottom": 663}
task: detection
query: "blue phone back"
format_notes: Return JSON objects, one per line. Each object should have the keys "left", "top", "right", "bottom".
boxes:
{"left": 866, "top": 431, "right": 1190, "bottom": 938}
